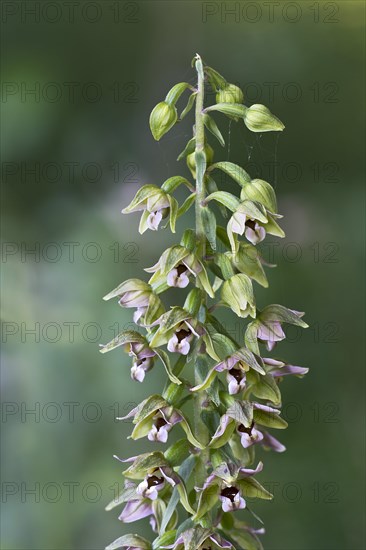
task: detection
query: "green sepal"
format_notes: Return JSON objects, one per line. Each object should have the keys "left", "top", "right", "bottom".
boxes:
{"left": 252, "top": 374, "right": 281, "bottom": 405}
{"left": 221, "top": 273, "right": 256, "bottom": 318}
{"left": 144, "top": 292, "right": 165, "bottom": 325}
{"left": 264, "top": 212, "right": 285, "bottom": 238}
{"left": 204, "top": 66, "right": 227, "bottom": 90}
{"left": 260, "top": 304, "right": 308, "bottom": 328}
{"left": 253, "top": 408, "right": 288, "bottom": 430}
{"left": 210, "top": 418, "right": 235, "bottom": 449}
{"left": 105, "top": 484, "right": 137, "bottom": 511}
{"left": 230, "top": 244, "right": 269, "bottom": 288}
{"left": 103, "top": 278, "right": 150, "bottom": 301}
{"left": 122, "top": 184, "right": 164, "bottom": 213}
{"left": 99, "top": 330, "right": 145, "bottom": 354}
{"left": 238, "top": 477, "right": 273, "bottom": 500}
{"left": 230, "top": 528, "right": 264, "bottom": 550}
{"left": 245, "top": 321, "right": 260, "bottom": 355}
{"left": 167, "top": 195, "right": 179, "bottom": 233}
{"left": 241, "top": 178, "right": 277, "bottom": 213}
{"left": 227, "top": 400, "right": 253, "bottom": 427}
{"left": 123, "top": 451, "right": 169, "bottom": 479}
{"left": 133, "top": 395, "right": 168, "bottom": 425}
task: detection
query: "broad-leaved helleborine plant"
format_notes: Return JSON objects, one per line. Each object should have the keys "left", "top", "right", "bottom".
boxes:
{"left": 101, "top": 54, "right": 308, "bottom": 550}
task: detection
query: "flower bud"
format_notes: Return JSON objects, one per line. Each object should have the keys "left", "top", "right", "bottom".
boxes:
{"left": 240, "top": 178, "right": 277, "bottom": 213}
{"left": 149, "top": 101, "right": 178, "bottom": 141}
{"left": 221, "top": 273, "right": 256, "bottom": 318}
{"left": 186, "top": 144, "right": 213, "bottom": 178}
{"left": 244, "top": 104, "right": 285, "bottom": 132}
{"left": 216, "top": 83, "right": 244, "bottom": 105}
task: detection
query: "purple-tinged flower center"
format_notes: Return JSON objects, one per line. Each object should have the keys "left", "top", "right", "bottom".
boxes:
{"left": 176, "top": 329, "right": 191, "bottom": 342}
{"left": 238, "top": 421, "right": 254, "bottom": 435}
{"left": 221, "top": 486, "right": 239, "bottom": 502}
{"left": 154, "top": 417, "right": 168, "bottom": 430}
{"left": 229, "top": 367, "right": 243, "bottom": 382}
{"left": 245, "top": 219, "right": 256, "bottom": 230}
{"left": 147, "top": 475, "right": 164, "bottom": 488}
{"left": 176, "top": 264, "right": 188, "bottom": 276}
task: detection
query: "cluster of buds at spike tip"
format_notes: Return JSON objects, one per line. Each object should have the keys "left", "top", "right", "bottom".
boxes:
{"left": 101, "top": 54, "right": 308, "bottom": 550}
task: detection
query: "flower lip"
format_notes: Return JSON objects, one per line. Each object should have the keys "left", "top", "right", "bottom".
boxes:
{"left": 238, "top": 421, "right": 254, "bottom": 435}
{"left": 147, "top": 474, "right": 164, "bottom": 488}
{"left": 228, "top": 367, "right": 243, "bottom": 382}
{"left": 220, "top": 485, "right": 239, "bottom": 502}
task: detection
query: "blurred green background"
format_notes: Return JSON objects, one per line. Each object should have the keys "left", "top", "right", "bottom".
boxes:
{"left": 1, "top": 1, "right": 365, "bottom": 549}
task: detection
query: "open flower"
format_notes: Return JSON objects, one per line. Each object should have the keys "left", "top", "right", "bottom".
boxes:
{"left": 194, "top": 460, "right": 269, "bottom": 521}
{"left": 129, "top": 341, "right": 156, "bottom": 382}
{"left": 191, "top": 347, "right": 265, "bottom": 395}
{"left": 122, "top": 184, "right": 178, "bottom": 233}
{"left": 210, "top": 402, "right": 286, "bottom": 453}
{"left": 227, "top": 200, "right": 268, "bottom": 248}
{"left": 166, "top": 320, "right": 199, "bottom": 355}
{"left": 149, "top": 307, "right": 203, "bottom": 356}
{"left": 256, "top": 306, "right": 307, "bottom": 351}
{"left": 147, "top": 408, "right": 183, "bottom": 443}
{"left": 115, "top": 454, "right": 179, "bottom": 501}
{"left": 146, "top": 245, "right": 214, "bottom": 297}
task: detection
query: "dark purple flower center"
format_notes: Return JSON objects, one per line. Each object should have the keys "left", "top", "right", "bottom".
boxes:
{"left": 176, "top": 264, "right": 187, "bottom": 276}
{"left": 238, "top": 421, "right": 254, "bottom": 435}
{"left": 245, "top": 219, "right": 256, "bottom": 230}
{"left": 221, "top": 485, "right": 239, "bottom": 502}
{"left": 147, "top": 475, "right": 164, "bottom": 488}
{"left": 176, "top": 329, "right": 190, "bottom": 342}
{"left": 229, "top": 367, "right": 243, "bottom": 382}
{"left": 154, "top": 417, "right": 168, "bottom": 430}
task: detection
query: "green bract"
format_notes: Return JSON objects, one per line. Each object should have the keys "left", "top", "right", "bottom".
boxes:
{"left": 102, "top": 54, "right": 308, "bottom": 550}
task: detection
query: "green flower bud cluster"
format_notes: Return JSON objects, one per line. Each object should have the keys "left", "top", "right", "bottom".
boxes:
{"left": 102, "top": 55, "right": 308, "bottom": 550}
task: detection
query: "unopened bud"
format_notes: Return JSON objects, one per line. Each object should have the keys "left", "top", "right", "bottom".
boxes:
{"left": 186, "top": 144, "right": 214, "bottom": 178}
{"left": 216, "top": 83, "right": 244, "bottom": 105}
{"left": 243, "top": 104, "right": 285, "bottom": 132}
{"left": 149, "top": 101, "right": 178, "bottom": 141}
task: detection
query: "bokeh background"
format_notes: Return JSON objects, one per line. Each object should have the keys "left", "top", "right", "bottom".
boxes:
{"left": 1, "top": 1, "right": 365, "bottom": 549}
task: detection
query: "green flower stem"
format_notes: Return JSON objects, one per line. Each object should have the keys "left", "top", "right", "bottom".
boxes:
{"left": 194, "top": 54, "right": 206, "bottom": 253}
{"left": 193, "top": 54, "right": 210, "bottom": 457}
